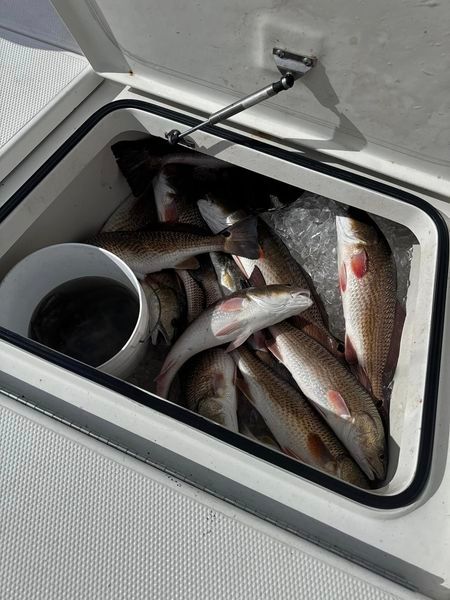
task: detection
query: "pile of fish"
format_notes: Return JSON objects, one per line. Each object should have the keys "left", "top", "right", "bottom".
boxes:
{"left": 87, "top": 137, "right": 406, "bottom": 490}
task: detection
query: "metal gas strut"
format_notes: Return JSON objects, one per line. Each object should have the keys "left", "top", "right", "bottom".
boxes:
{"left": 166, "top": 48, "right": 316, "bottom": 146}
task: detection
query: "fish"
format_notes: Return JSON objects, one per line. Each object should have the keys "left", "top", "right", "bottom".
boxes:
{"left": 184, "top": 349, "right": 238, "bottom": 432}
{"left": 112, "top": 138, "right": 226, "bottom": 196}
{"left": 152, "top": 166, "right": 206, "bottom": 229}
{"left": 267, "top": 321, "right": 386, "bottom": 481}
{"left": 144, "top": 272, "right": 184, "bottom": 343}
{"left": 233, "top": 346, "right": 368, "bottom": 487}
{"left": 210, "top": 252, "right": 247, "bottom": 296}
{"left": 253, "top": 348, "right": 298, "bottom": 388}
{"left": 237, "top": 219, "right": 327, "bottom": 323}
{"left": 198, "top": 194, "right": 248, "bottom": 234}
{"left": 101, "top": 190, "right": 157, "bottom": 233}
{"left": 336, "top": 212, "right": 403, "bottom": 409}
{"left": 198, "top": 197, "right": 340, "bottom": 355}
{"left": 176, "top": 270, "right": 206, "bottom": 322}
{"left": 240, "top": 219, "right": 344, "bottom": 359}
{"left": 237, "top": 395, "right": 280, "bottom": 451}
{"left": 156, "top": 285, "right": 312, "bottom": 398}
{"left": 88, "top": 217, "right": 259, "bottom": 277}
{"left": 139, "top": 277, "right": 162, "bottom": 341}
{"left": 190, "top": 258, "right": 223, "bottom": 306}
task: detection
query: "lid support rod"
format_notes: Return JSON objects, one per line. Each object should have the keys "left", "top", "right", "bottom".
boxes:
{"left": 166, "top": 74, "right": 295, "bottom": 146}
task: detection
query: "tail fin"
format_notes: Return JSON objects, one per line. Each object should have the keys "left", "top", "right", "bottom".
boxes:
{"left": 154, "top": 357, "right": 179, "bottom": 399}
{"left": 223, "top": 217, "right": 259, "bottom": 259}
{"left": 111, "top": 138, "right": 170, "bottom": 195}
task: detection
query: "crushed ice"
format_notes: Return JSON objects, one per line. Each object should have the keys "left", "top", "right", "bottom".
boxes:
{"left": 263, "top": 192, "right": 416, "bottom": 340}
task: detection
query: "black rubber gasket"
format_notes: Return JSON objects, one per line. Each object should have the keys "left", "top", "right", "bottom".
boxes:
{"left": 0, "top": 99, "right": 447, "bottom": 508}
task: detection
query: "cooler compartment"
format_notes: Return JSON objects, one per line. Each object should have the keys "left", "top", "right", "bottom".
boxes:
{"left": 0, "top": 101, "right": 446, "bottom": 506}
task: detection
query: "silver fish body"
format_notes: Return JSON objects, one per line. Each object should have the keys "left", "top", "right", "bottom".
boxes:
{"left": 268, "top": 321, "right": 386, "bottom": 481}
{"left": 156, "top": 285, "right": 312, "bottom": 398}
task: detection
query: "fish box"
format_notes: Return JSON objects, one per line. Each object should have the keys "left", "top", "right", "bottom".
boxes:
{"left": 0, "top": 1, "right": 449, "bottom": 592}
{"left": 0, "top": 99, "right": 446, "bottom": 504}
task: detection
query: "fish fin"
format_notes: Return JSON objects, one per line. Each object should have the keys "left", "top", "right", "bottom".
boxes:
{"left": 154, "top": 355, "right": 177, "bottom": 381}
{"left": 214, "top": 321, "right": 242, "bottom": 337}
{"left": 235, "top": 376, "right": 253, "bottom": 403}
{"left": 163, "top": 198, "right": 179, "bottom": 223}
{"left": 344, "top": 334, "right": 358, "bottom": 365}
{"left": 212, "top": 372, "right": 225, "bottom": 396}
{"left": 220, "top": 296, "right": 245, "bottom": 312}
{"left": 339, "top": 261, "right": 347, "bottom": 292}
{"left": 326, "top": 390, "right": 353, "bottom": 420}
{"left": 111, "top": 139, "right": 169, "bottom": 195}
{"left": 232, "top": 364, "right": 238, "bottom": 386}
{"left": 248, "top": 265, "right": 266, "bottom": 287}
{"left": 266, "top": 338, "right": 284, "bottom": 363}
{"left": 307, "top": 434, "right": 335, "bottom": 465}
{"left": 174, "top": 257, "right": 200, "bottom": 270}
{"left": 351, "top": 249, "right": 369, "bottom": 278}
{"left": 232, "top": 256, "right": 251, "bottom": 280}
{"left": 223, "top": 217, "right": 259, "bottom": 259}
{"left": 151, "top": 327, "right": 161, "bottom": 345}
{"left": 258, "top": 245, "right": 265, "bottom": 260}
{"left": 350, "top": 363, "right": 373, "bottom": 397}
{"left": 226, "top": 334, "right": 250, "bottom": 352}
{"left": 248, "top": 330, "right": 267, "bottom": 352}
{"left": 283, "top": 447, "right": 302, "bottom": 461}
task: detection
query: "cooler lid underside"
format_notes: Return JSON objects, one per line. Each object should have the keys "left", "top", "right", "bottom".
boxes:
{"left": 52, "top": 0, "right": 450, "bottom": 196}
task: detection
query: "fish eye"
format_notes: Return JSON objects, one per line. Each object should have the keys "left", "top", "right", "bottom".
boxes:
{"left": 222, "top": 231, "right": 231, "bottom": 238}
{"left": 379, "top": 453, "right": 385, "bottom": 461}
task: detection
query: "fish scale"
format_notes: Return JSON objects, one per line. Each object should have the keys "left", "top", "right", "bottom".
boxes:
{"left": 185, "top": 349, "right": 238, "bottom": 432}
{"left": 268, "top": 321, "right": 386, "bottom": 481}
{"left": 336, "top": 215, "right": 399, "bottom": 408}
{"left": 89, "top": 218, "right": 259, "bottom": 277}
{"left": 233, "top": 346, "right": 368, "bottom": 487}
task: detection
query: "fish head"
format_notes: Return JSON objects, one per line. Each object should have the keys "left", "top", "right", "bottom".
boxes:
{"left": 346, "top": 412, "right": 387, "bottom": 481}
{"left": 247, "top": 285, "right": 312, "bottom": 317}
{"left": 336, "top": 215, "right": 379, "bottom": 248}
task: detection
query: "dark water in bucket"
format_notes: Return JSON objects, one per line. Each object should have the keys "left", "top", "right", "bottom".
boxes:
{"left": 30, "top": 276, "right": 139, "bottom": 367}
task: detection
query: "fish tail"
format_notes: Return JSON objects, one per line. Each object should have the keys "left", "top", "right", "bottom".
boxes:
{"left": 154, "top": 355, "right": 180, "bottom": 398}
{"left": 223, "top": 217, "right": 259, "bottom": 259}
{"left": 111, "top": 139, "right": 168, "bottom": 195}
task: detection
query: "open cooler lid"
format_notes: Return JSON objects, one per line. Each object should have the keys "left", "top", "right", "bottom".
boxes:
{"left": 51, "top": 0, "right": 450, "bottom": 198}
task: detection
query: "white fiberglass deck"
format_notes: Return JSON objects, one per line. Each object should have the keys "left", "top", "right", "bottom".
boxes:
{"left": 0, "top": 0, "right": 100, "bottom": 182}
{"left": 0, "top": 391, "right": 423, "bottom": 600}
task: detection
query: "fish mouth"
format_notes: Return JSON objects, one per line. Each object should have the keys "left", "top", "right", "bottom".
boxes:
{"left": 357, "top": 455, "right": 386, "bottom": 482}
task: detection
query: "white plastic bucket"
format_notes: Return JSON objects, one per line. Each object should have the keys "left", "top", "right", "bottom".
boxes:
{"left": 0, "top": 243, "right": 150, "bottom": 379}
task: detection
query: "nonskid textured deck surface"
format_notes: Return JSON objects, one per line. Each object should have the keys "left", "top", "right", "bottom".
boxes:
{"left": 0, "top": 396, "right": 420, "bottom": 600}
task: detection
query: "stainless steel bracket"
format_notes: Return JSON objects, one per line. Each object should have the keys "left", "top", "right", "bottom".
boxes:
{"left": 272, "top": 48, "right": 317, "bottom": 80}
{"left": 166, "top": 48, "right": 316, "bottom": 146}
